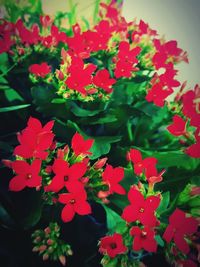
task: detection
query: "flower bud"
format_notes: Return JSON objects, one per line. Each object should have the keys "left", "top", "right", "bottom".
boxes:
{"left": 97, "top": 190, "right": 110, "bottom": 199}
{"left": 44, "top": 227, "right": 51, "bottom": 235}
{"left": 56, "top": 69, "right": 65, "bottom": 80}
{"left": 47, "top": 239, "right": 53, "bottom": 245}
{"left": 87, "top": 88, "right": 98, "bottom": 94}
{"left": 32, "top": 246, "right": 39, "bottom": 252}
{"left": 42, "top": 254, "right": 49, "bottom": 261}
{"left": 67, "top": 248, "right": 73, "bottom": 256}
{"left": 59, "top": 255, "right": 66, "bottom": 266}
{"left": 93, "top": 158, "right": 108, "bottom": 169}
{"left": 39, "top": 245, "right": 47, "bottom": 252}
{"left": 190, "top": 186, "right": 200, "bottom": 196}
{"left": 2, "top": 159, "right": 12, "bottom": 168}
{"left": 45, "top": 165, "right": 52, "bottom": 174}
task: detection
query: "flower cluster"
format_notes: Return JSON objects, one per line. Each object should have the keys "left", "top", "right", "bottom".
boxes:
{"left": 99, "top": 148, "right": 198, "bottom": 266}
{"left": 32, "top": 222, "right": 73, "bottom": 266}
{"left": 5, "top": 116, "right": 125, "bottom": 223}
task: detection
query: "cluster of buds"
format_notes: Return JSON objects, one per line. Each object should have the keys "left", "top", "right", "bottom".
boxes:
{"left": 32, "top": 222, "right": 72, "bottom": 266}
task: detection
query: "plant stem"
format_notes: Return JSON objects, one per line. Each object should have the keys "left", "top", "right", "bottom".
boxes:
{"left": 127, "top": 120, "right": 133, "bottom": 143}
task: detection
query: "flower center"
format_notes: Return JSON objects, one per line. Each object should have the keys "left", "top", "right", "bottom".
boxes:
{"left": 70, "top": 199, "right": 76, "bottom": 204}
{"left": 64, "top": 176, "right": 69, "bottom": 182}
{"left": 141, "top": 231, "right": 147, "bottom": 238}
{"left": 26, "top": 173, "right": 32, "bottom": 179}
{"left": 139, "top": 207, "right": 144, "bottom": 213}
{"left": 110, "top": 242, "right": 117, "bottom": 249}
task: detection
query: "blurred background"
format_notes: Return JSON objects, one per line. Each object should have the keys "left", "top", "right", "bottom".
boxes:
{"left": 41, "top": 0, "right": 200, "bottom": 88}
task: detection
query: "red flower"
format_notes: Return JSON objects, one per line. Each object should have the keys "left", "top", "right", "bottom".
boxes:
{"left": 71, "top": 132, "right": 94, "bottom": 156}
{"left": 14, "top": 117, "right": 54, "bottom": 160}
{"left": 130, "top": 226, "right": 157, "bottom": 252}
{"left": 45, "top": 159, "right": 87, "bottom": 193}
{"left": 93, "top": 69, "right": 116, "bottom": 93}
{"left": 167, "top": 115, "right": 187, "bottom": 136}
{"left": 15, "top": 19, "right": 40, "bottom": 45}
{"left": 65, "top": 57, "right": 96, "bottom": 95}
{"left": 114, "top": 42, "right": 141, "bottom": 79}
{"left": 102, "top": 164, "right": 125, "bottom": 195}
{"left": 163, "top": 208, "right": 198, "bottom": 254}
{"left": 182, "top": 85, "right": 200, "bottom": 128}
{"left": 58, "top": 190, "right": 91, "bottom": 222}
{"left": 99, "top": 233, "right": 127, "bottom": 258}
{"left": 122, "top": 187, "right": 160, "bottom": 227}
{"left": 114, "top": 59, "right": 137, "bottom": 78}
{"left": 128, "top": 148, "right": 157, "bottom": 177}
{"left": 118, "top": 42, "right": 141, "bottom": 64}
{"left": 29, "top": 62, "right": 51, "bottom": 78}
{"left": 145, "top": 82, "right": 173, "bottom": 107}
{"left": 186, "top": 138, "right": 200, "bottom": 158}
{"left": 9, "top": 160, "right": 41, "bottom": 191}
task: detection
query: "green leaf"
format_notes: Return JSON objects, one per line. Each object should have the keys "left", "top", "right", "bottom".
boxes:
{"left": 155, "top": 235, "right": 164, "bottom": 247}
{"left": 21, "top": 191, "right": 43, "bottom": 229}
{"left": 51, "top": 98, "right": 67, "bottom": 104}
{"left": 102, "top": 205, "right": 123, "bottom": 231}
{"left": 0, "top": 104, "right": 30, "bottom": 113}
{"left": 89, "top": 115, "right": 117, "bottom": 125}
{"left": 89, "top": 135, "right": 122, "bottom": 160}
{"left": 70, "top": 102, "right": 102, "bottom": 117}
{"left": 157, "top": 191, "right": 170, "bottom": 214}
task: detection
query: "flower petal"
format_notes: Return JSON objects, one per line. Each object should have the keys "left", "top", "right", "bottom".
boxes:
{"left": 9, "top": 175, "right": 26, "bottom": 191}
{"left": 61, "top": 204, "right": 75, "bottom": 222}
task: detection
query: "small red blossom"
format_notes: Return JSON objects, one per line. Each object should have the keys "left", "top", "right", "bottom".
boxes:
{"left": 58, "top": 190, "right": 91, "bottom": 222}
{"left": 186, "top": 137, "right": 200, "bottom": 158}
{"left": 122, "top": 187, "right": 160, "bottom": 227}
{"left": 99, "top": 233, "right": 127, "bottom": 258}
{"left": 65, "top": 57, "right": 96, "bottom": 95}
{"left": 93, "top": 157, "right": 108, "bottom": 169}
{"left": 163, "top": 208, "right": 198, "bottom": 254}
{"left": 102, "top": 164, "right": 125, "bottom": 195}
{"left": 118, "top": 42, "right": 141, "bottom": 64}
{"left": 44, "top": 159, "right": 87, "bottom": 193}
{"left": 128, "top": 148, "right": 157, "bottom": 177}
{"left": 93, "top": 69, "right": 116, "bottom": 93}
{"left": 29, "top": 62, "right": 51, "bottom": 78}
{"left": 40, "top": 15, "right": 52, "bottom": 28}
{"left": 145, "top": 82, "right": 173, "bottom": 107}
{"left": 167, "top": 115, "right": 187, "bottom": 136}
{"left": 14, "top": 117, "right": 54, "bottom": 160}
{"left": 71, "top": 132, "right": 94, "bottom": 156}
{"left": 130, "top": 226, "right": 157, "bottom": 252}
{"left": 9, "top": 160, "right": 42, "bottom": 191}
{"left": 15, "top": 19, "right": 40, "bottom": 45}
{"left": 114, "top": 59, "right": 137, "bottom": 78}
{"left": 182, "top": 85, "right": 200, "bottom": 128}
